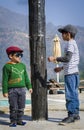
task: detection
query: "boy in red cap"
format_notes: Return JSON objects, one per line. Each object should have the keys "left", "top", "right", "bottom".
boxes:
{"left": 2, "top": 46, "right": 33, "bottom": 127}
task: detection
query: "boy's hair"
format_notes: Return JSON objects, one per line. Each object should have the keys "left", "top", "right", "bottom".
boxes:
{"left": 7, "top": 52, "right": 16, "bottom": 59}
{"left": 62, "top": 30, "right": 76, "bottom": 38}
{"left": 8, "top": 51, "right": 23, "bottom": 59}
{"left": 69, "top": 32, "right": 76, "bottom": 38}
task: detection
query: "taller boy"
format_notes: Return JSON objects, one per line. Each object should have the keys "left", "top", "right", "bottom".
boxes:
{"left": 48, "top": 24, "right": 80, "bottom": 125}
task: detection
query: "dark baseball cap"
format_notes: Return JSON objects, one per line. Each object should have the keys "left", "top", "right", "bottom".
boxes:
{"left": 58, "top": 24, "right": 77, "bottom": 35}
{"left": 6, "top": 46, "right": 23, "bottom": 55}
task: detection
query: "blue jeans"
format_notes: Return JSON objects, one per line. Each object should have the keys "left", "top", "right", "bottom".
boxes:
{"left": 64, "top": 74, "right": 80, "bottom": 116}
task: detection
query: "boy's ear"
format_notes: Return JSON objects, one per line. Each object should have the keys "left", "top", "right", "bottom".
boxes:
{"left": 8, "top": 54, "right": 13, "bottom": 59}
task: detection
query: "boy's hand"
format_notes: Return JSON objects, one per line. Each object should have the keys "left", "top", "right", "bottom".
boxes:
{"left": 54, "top": 67, "right": 63, "bottom": 73}
{"left": 48, "top": 56, "right": 56, "bottom": 62}
{"left": 3, "top": 93, "right": 8, "bottom": 97}
{"left": 29, "top": 88, "right": 33, "bottom": 94}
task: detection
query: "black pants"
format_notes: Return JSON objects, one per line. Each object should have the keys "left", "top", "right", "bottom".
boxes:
{"left": 8, "top": 88, "right": 26, "bottom": 122}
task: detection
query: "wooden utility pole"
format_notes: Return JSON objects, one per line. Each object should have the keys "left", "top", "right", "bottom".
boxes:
{"left": 28, "top": 0, "right": 48, "bottom": 120}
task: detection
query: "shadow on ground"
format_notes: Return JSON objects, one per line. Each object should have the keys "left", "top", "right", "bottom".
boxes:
{"left": 0, "top": 113, "right": 32, "bottom": 126}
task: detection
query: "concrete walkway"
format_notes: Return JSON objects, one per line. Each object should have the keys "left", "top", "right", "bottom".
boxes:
{"left": 0, "top": 91, "right": 84, "bottom": 130}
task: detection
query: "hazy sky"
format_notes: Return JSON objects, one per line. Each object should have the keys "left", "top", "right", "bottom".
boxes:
{"left": 0, "top": 0, "right": 84, "bottom": 27}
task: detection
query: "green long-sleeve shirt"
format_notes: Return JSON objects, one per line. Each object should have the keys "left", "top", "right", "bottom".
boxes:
{"left": 2, "top": 62, "right": 32, "bottom": 94}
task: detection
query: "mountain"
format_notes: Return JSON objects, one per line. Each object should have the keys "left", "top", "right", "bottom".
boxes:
{"left": 0, "top": 7, "right": 84, "bottom": 83}
{"left": 0, "top": 6, "right": 28, "bottom": 32}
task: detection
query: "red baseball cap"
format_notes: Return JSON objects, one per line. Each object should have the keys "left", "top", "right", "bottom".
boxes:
{"left": 6, "top": 46, "right": 23, "bottom": 55}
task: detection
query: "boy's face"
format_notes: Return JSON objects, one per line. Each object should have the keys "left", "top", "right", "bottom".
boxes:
{"left": 62, "top": 32, "right": 71, "bottom": 41}
{"left": 9, "top": 52, "right": 23, "bottom": 63}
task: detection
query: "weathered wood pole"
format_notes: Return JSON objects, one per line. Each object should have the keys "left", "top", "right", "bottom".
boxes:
{"left": 28, "top": 0, "right": 48, "bottom": 120}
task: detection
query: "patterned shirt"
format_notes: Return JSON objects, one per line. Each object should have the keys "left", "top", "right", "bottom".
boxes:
{"left": 57, "top": 39, "right": 79, "bottom": 75}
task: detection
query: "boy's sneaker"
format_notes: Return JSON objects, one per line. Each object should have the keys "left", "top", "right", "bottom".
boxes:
{"left": 59, "top": 116, "right": 75, "bottom": 125}
{"left": 74, "top": 115, "right": 80, "bottom": 120}
{"left": 9, "top": 122, "right": 17, "bottom": 127}
{"left": 17, "top": 121, "right": 26, "bottom": 126}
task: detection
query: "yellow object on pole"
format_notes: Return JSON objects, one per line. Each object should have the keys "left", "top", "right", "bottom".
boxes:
{"left": 53, "top": 34, "right": 61, "bottom": 63}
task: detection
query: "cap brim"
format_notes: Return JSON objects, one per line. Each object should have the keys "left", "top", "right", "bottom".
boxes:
{"left": 58, "top": 28, "right": 65, "bottom": 33}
